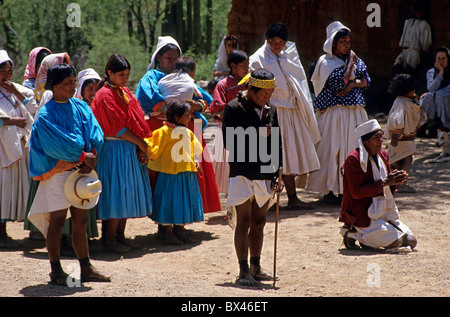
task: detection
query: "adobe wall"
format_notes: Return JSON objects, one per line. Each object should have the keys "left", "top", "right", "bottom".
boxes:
{"left": 227, "top": 0, "right": 449, "bottom": 113}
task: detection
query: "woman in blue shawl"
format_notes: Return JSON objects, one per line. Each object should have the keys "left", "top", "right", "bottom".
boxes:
{"left": 28, "top": 64, "right": 110, "bottom": 286}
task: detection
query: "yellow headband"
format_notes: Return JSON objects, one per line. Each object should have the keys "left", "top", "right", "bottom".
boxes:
{"left": 238, "top": 73, "right": 276, "bottom": 89}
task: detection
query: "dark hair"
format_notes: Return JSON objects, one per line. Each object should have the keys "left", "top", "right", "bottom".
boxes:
{"left": 332, "top": 29, "right": 352, "bottom": 48}
{"left": 224, "top": 34, "right": 238, "bottom": 44}
{"left": 361, "top": 129, "right": 382, "bottom": 142}
{"left": 0, "top": 60, "right": 12, "bottom": 70}
{"left": 207, "top": 77, "right": 221, "bottom": 92}
{"left": 81, "top": 78, "right": 100, "bottom": 99}
{"left": 249, "top": 68, "right": 275, "bottom": 93}
{"left": 165, "top": 101, "right": 191, "bottom": 124}
{"left": 156, "top": 43, "right": 180, "bottom": 63}
{"left": 265, "top": 22, "right": 288, "bottom": 42}
{"left": 388, "top": 73, "right": 416, "bottom": 97}
{"left": 227, "top": 50, "right": 248, "bottom": 69}
{"left": 36, "top": 49, "right": 51, "bottom": 69}
{"left": 44, "top": 63, "right": 76, "bottom": 91}
{"left": 435, "top": 46, "right": 450, "bottom": 61}
{"left": 100, "top": 54, "right": 130, "bottom": 86}
{"left": 176, "top": 56, "right": 196, "bottom": 74}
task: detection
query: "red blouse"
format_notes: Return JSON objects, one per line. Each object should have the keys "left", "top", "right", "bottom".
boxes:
{"left": 210, "top": 76, "right": 245, "bottom": 121}
{"left": 91, "top": 84, "right": 151, "bottom": 139}
{"left": 339, "top": 149, "right": 395, "bottom": 228}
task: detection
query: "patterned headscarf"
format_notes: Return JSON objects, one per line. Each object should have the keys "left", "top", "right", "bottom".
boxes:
{"left": 238, "top": 73, "right": 276, "bottom": 89}
{"left": 34, "top": 52, "right": 70, "bottom": 102}
{"left": 23, "top": 47, "right": 52, "bottom": 81}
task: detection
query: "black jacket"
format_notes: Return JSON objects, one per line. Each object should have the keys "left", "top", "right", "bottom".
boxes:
{"left": 222, "top": 92, "right": 282, "bottom": 180}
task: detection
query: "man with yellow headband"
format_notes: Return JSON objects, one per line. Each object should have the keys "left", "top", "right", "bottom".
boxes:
{"left": 222, "top": 68, "right": 282, "bottom": 286}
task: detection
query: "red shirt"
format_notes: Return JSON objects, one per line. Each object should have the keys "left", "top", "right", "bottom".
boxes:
{"left": 339, "top": 149, "right": 395, "bottom": 228}
{"left": 210, "top": 76, "right": 245, "bottom": 121}
{"left": 91, "top": 84, "right": 151, "bottom": 139}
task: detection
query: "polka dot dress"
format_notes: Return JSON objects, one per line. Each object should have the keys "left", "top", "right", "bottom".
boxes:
{"left": 314, "top": 58, "right": 370, "bottom": 111}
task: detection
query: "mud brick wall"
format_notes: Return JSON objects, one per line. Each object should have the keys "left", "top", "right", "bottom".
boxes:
{"left": 227, "top": 0, "right": 449, "bottom": 113}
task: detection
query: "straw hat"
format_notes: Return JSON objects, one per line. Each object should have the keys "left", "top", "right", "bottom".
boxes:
{"left": 64, "top": 170, "right": 102, "bottom": 209}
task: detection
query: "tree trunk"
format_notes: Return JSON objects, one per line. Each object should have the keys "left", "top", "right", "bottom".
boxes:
{"left": 193, "top": 0, "right": 201, "bottom": 52}
{"left": 205, "top": 0, "right": 212, "bottom": 54}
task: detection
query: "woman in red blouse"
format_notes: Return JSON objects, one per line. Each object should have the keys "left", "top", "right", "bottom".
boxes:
{"left": 91, "top": 54, "right": 153, "bottom": 253}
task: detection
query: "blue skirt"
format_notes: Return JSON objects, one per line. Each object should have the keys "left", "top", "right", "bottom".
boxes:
{"left": 152, "top": 171, "right": 203, "bottom": 225}
{"left": 96, "top": 139, "right": 153, "bottom": 220}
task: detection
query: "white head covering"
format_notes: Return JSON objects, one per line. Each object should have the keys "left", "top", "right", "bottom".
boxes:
{"left": 0, "top": 50, "right": 12, "bottom": 65}
{"left": 355, "top": 119, "right": 382, "bottom": 172}
{"left": 214, "top": 36, "right": 234, "bottom": 74}
{"left": 323, "top": 21, "right": 351, "bottom": 56}
{"left": 311, "top": 21, "right": 351, "bottom": 96}
{"left": 75, "top": 68, "right": 101, "bottom": 100}
{"left": 148, "top": 36, "right": 182, "bottom": 71}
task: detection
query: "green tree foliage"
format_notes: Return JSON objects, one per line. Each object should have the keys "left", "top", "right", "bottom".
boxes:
{"left": 0, "top": 0, "right": 231, "bottom": 88}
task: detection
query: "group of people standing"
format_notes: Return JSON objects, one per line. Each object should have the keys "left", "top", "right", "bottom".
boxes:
{"left": 2, "top": 17, "right": 439, "bottom": 287}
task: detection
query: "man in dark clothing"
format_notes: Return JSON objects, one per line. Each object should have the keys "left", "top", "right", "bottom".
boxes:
{"left": 222, "top": 69, "right": 282, "bottom": 286}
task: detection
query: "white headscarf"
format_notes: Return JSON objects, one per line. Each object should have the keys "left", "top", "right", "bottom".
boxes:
{"left": 148, "top": 36, "right": 182, "bottom": 71}
{"left": 213, "top": 36, "right": 231, "bottom": 74}
{"left": 311, "top": 21, "right": 351, "bottom": 96}
{"left": 0, "top": 50, "right": 12, "bottom": 65}
{"left": 355, "top": 119, "right": 382, "bottom": 172}
{"left": 75, "top": 68, "right": 101, "bottom": 101}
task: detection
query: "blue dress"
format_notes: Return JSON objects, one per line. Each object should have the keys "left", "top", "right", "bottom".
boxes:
{"left": 152, "top": 171, "right": 204, "bottom": 225}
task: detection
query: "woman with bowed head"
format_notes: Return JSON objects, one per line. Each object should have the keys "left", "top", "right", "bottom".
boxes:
{"left": 23, "top": 47, "right": 52, "bottom": 90}
{"left": 0, "top": 50, "right": 35, "bottom": 248}
{"left": 249, "top": 22, "right": 321, "bottom": 210}
{"left": 308, "top": 21, "right": 371, "bottom": 204}
{"left": 91, "top": 54, "right": 153, "bottom": 253}
{"left": 27, "top": 63, "right": 110, "bottom": 285}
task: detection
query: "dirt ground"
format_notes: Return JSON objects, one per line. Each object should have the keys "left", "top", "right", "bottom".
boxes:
{"left": 0, "top": 117, "right": 449, "bottom": 300}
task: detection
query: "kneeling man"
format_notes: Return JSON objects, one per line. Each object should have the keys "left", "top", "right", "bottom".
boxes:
{"left": 339, "top": 119, "right": 417, "bottom": 251}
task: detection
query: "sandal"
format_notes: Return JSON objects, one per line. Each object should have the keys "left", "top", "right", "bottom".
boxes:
{"left": 165, "top": 234, "right": 183, "bottom": 245}
{"left": 251, "top": 267, "right": 276, "bottom": 281}
{"left": 343, "top": 231, "right": 360, "bottom": 250}
{"left": 49, "top": 270, "right": 70, "bottom": 286}
{"left": 105, "top": 241, "right": 131, "bottom": 253}
{"left": 235, "top": 272, "right": 259, "bottom": 287}
{"left": 81, "top": 266, "right": 111, "bottom": 283}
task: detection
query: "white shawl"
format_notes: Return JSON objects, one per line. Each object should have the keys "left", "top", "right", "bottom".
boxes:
{"left": 311, "top": 21, "right": 351, "bottom": 96}
{"left": 158, "top": 72, "right": 201, "bottom": 103}
{"left": 0, "top": 87, "right": 34, "bottom": 168}
{"left": 214, "top": 36, "right": 230, "bottom": 73}
{"left": 250, "top": 41, "right": 320, "bottom": 143}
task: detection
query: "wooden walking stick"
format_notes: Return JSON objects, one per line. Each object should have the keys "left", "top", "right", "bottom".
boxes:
{"left": 273, "top": 167, "right": 283, "bottom": 287}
